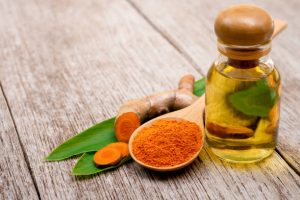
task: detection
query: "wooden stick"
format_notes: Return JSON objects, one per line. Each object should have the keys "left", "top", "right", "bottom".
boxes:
{"left": 272, "top": 20, "right": 288, "bottom": 39}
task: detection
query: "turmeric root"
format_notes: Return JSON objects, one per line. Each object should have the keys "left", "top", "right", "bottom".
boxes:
{"left": 94, "top": 142, "right": 129, "bottom": 166}
{"left": 115, "top": 74, "right": 197, "bottom": 142}
{"left": 106, "top": 142, "right": 129, "bottom": 157}
{"left": 94, "top": 147, "right": 122, "bottom": 166}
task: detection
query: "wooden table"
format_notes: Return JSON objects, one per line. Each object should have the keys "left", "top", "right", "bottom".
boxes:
{"left": 1, "top": 0, "right": 299, "bottom": 199}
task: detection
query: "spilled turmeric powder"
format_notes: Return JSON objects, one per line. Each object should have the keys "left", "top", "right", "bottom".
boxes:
{"left": 132, "top": 119, "right": 202, "bottom": 167}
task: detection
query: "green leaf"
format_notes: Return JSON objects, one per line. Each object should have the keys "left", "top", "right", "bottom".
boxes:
{"left": 72, "top": 152, "right": 132, "bottom": 176}
{"left": 45, "top": 118, "right": 117, "bottom": 161}
{"left": 194, "top": 77, "right": 206, "bottom": 97}
{"left": 229, "top": 81, "right": 276, "bottom": 117}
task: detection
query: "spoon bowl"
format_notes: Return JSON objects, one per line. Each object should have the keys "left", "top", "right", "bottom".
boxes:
{"left": 128, "top": 95, "right": 205, "bottom": 172}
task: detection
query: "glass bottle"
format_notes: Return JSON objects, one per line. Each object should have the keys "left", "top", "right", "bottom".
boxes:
{"left": 205, "top": 4, "right": 281, "bottom": 163}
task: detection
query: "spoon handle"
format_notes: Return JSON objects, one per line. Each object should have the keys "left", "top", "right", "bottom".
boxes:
{"left": 272, "top": 20, "right": 287, "bottom": 39}
{"left": 182, "top": 95, "right": 205, "bottom": 130}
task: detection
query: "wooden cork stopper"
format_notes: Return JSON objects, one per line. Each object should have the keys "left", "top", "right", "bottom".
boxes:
{"left": 215, "top": 4, "right": 274, "bottom": 46}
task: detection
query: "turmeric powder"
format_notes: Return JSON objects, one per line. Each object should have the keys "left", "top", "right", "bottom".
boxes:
{"left": 132, "top": 119, "right": 202, "bottom": 167}
{"left": 115, "top": 74, "right": 197, "bottom": 143}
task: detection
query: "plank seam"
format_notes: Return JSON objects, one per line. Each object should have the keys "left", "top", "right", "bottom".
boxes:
{"left": 275, "top": 149, "right": 300, "bottom": 176}
{"left": 126, "top": 0, "right": 204, "bottom": 76}
{"left": 0, "top": 82, "right": 42, "bottom": 200}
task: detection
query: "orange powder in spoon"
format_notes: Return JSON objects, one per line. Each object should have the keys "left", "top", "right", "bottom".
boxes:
{"left": 132, "top": 119, "right": 202, "bottom": 167}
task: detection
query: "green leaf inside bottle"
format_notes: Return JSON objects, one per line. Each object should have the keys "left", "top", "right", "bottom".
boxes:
{"left": 229, "top": 80, "right": 276, "bottom": 117}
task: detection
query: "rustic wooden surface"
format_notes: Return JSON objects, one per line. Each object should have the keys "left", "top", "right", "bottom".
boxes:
{"left": 0, "top": 0, "right": 299, "bottom": 199}
{"left": 0, "top": 87, "right": 39, "bottom": 200}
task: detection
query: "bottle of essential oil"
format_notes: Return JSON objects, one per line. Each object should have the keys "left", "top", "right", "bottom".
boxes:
{"left": 205, "top": 4, "right": 281, "bottom": 163}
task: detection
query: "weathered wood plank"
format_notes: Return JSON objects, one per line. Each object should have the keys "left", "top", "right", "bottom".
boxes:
{"left": 129, "top": 0, "right": 300, "bottom": 172}
{"left": 0, "top": 0, "right": 299, "bottom": 199}
{"left": 0, "top": 86, "right": 39, "bottom": 199}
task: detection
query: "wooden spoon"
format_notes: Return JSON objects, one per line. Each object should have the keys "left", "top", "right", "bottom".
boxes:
{"left": 128, "top": 95, "right": 205, "bottom": 172}
{"left": 128, "top": 19, "right": 287, "bottom": 172}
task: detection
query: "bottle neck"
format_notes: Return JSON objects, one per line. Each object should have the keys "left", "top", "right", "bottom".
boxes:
{"left": 227, "top": 59, "right": 259, "bottom": 69}
{"left": 217, "top": 41, "right": 271, "bottom": 61}
{"left": 215, "top": 53, "right": 273, "bottom": 70}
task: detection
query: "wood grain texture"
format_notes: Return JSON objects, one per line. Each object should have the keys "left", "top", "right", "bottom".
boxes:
{"left": 0, "top": 0, "right": 299, "bottom": 199}
{"left": 129, "top": 0, "right": 300, "bottom": 172}
{"left": 0, "top": 86, "right": 39, "bottom": 199}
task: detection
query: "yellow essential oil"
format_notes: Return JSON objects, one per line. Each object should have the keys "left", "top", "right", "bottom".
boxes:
{"left": 205, "top": 59, "right": 280, "bottom": 163}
